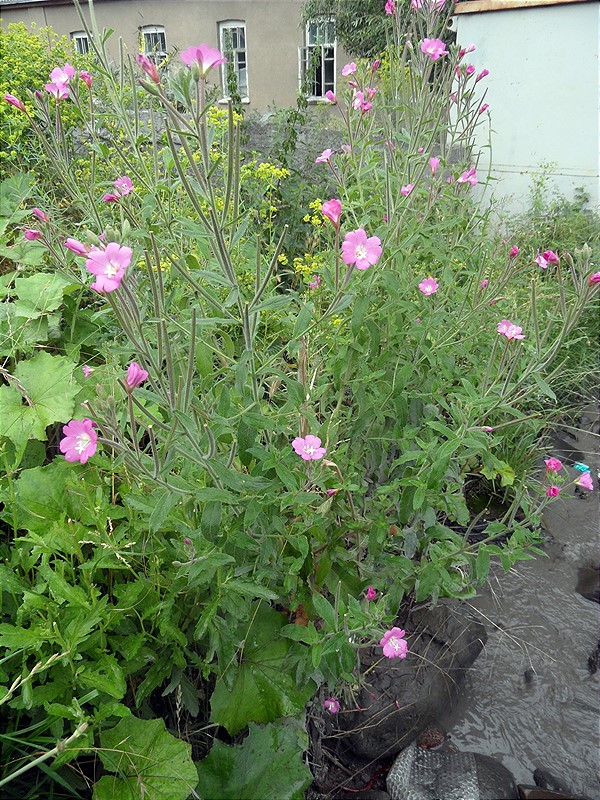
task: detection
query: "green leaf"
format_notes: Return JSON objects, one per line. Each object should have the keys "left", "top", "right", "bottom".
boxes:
{"left": 311, "top": 592, "right": 337, "bottom": 631}
{"left": 94, "top": 716, "right": 197, "bottom": 800}
{"left": 210, "top": 606, "right": 316, "bottom": 734}
{"left": 196, "top": 721, "right": 312, "bottom": 800}
{"left": 14, "top": 272, "right": 73, "bottom": 315}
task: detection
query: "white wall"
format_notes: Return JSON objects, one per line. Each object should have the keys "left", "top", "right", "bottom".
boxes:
{"left": 454, "top": 1, "right": 600, "bottom": 213}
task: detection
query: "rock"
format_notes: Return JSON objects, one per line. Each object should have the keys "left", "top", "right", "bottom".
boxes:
{"left": 336, "top": 602, "right": 487, "bottom": 760}
{"left": 576, "top": 564, "right": 600, "bottom": 603}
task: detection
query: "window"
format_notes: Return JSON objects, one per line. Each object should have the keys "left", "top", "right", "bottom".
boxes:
{"left": 71, "top": 31, "right": 90, "bottom": 56}
{"left": 140, "top": 25, "right": 167, "bottom": 65}
{"left": 300, "top": 20, "right": 335, "bottom": 100}
{"left": 219, "top": 21, "right": 248, "bottom": 100}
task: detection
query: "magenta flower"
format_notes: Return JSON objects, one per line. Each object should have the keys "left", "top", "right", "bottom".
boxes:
{"left": 59, "top": 418, "right": 98, "bottom": 464}
{"left": 50, "top": 63, "right": 75, "bottom": 84}
{"left": 476, "top": 68, "right": 490, "bottom": 82}
{"left": 417, "top": 147, "right": 424, "bottom": 153}
{"left": 325, "top": 90, "right": 337, "bottom": 103}
{"left": 352, "top": 91, "right": 372, "bottom": 113}
{"left": 385, "top": 0, "right": 396, "bottom": 14}
{"left": 136, "top": 53, "right": 161, "bottom": 85}
{"left": 316, "top": 148, "right": 334, "bottom": 164}
{"left": 457, "top": 167, "right": 478, "bottom": 186}
{"left": 65, "top": 238, "right": 89, "bottom": 256}
{"left": 82, "top": 365, "right": 93, "bottom": 378}
{"left": 322, "top": 199, "right": 342, "bottom": 228}
{"left": 114, "top": 175, "right": 134, "bottom": 197}
{"left": 292, "top": 435, "right": 327, "bottom": 461}
{"left": 80, "top": 70, "right": 93, "bottom": 89}
{"left": 478, "top": 103, "right": 489, "bottom": 115}
{"left": 23, "top": 229, "right": 43, "bottom": 241}
{"left": 125, "top": 361, "right": 148, "bottom": 390}
{"left": 180, "top": 45, "right": 227, "bottom": 78}
{"left": 576, "top": 472, "right": 594, "bottom": 491}
{"left": 365, "top": 586, "right": 377, "bottom": 601}
{"left": 380, "top": 627, "right": 408, "bottom": 659}
{"left": 418, "top": 277, "right": 439, "bottom": 296}
{"left": 497, "top": 320, "right": 525, "bottom": 340}
{"left": 85, "top": 242, "right": 132, "bottom": 293}
{"left": 102, "top": 193, "right": 119, "bottom": 203}
{"left": 341, "top": 144, "right": 352, "bottom": 154}
{"left": 459, "top": 44, "right": 476, "bottom": 59}
{"left": 535, "top": 251, "right": 549, "bottom": 269}
{"left": 465, "top": 65, "right": 475, "bottom": 77}
{"left": 544, "top": 457, "right": 563, "bottom": 473}
{"left": 323, "top": 698, "right": 341, "bottom": 714}
{"left": 509, "top": 245, "right": 519, "bottom": 258}
{"left": 481, "top": 279, "right": 489, "bottom": 290}
{"left": 545, "top": 486, "right": 560, "bottom": 497}
{"left": 342, "top": 229, "right": 382, "bottom": 271}
{"left": 401, "top": 184, "right": 414, "bottom": 196}
{"left": 420, "top": 39, "right": 449, "bottom": 62}
{"left": 588, "top": 272, "right": 600, "bottom": 285}
{"left": 45, "top": 82, "right": 69, "bottom": 100}
{"left": 308, "top": 275, "right": 321, "bottom": 290}
{"left": 542, "top": 249, "right": 559, "bottom": 265}
{"left": 429, "top": 157, "right": 440, "bottom": 176}
{"left": 342, "top": 62, "right": 357, "bottom": 76}
{"left": 31, "top": 208, "right": 47, "bottom": 222}
{"left": 4, "top": 93, "right": 26, "bottom": 112}
{"left": 371, "top": 59, "right": 381, "bottom": 72}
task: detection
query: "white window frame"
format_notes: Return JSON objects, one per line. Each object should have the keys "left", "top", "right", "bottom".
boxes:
{"left": 299, "top": 20, "right": 336, "bottom": 101}
{"left": 140, "top": 25, "right": 167, "bottom": 66}
{"left": 218, "top": 20, "right": 249, "bottom": 102}
{"left": 71, "top": 30, "right": 90, "bottom": 56}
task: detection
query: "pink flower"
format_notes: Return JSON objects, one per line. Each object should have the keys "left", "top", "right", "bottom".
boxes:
{"left": 465, "top": 65, "right": 475, "bottom": 77}
{"left": 352, "top": 91, "right": 372, "bottom": 113}
{"left": 31, "top": 208, "right": 47, "bottom": 222}
{"left": 476, "top": 68, "right": 490, "bottom": 82}
{"left": 325, "top": 90, "right": 337, "bottom": 103}
{"left": 545, "top": 457, "right": 563, "bottom": 473}
{"left": 82, "top": 365, "right": 93, "bottom": 378}
{"left": 181, "top": 45, "right": 227, "bottom": 78}
{"left": 341, "top": 144, "right": 352, "bottom": 154}
{"left": 509, "top": 245, "right": 519, "bottom": 258}
{"left": 342, "top": 229, "right": 382, "bottom": 271}
{"left": 308, "top": 275, "right": 321, "bottom": 290}
{"left": 542, "top": 249, "right": 559, "bottom": 265}
{"left": 326, "top": 488, "right": 339, "bottom": 496}
{"left": 23, "top": 229, "right": 43, "bottom": 241}
{"left": 59, "top": 418, "right": 98, "bottom": 464}
{"left": 45, "top": 82, "right": 69, "bottom": 100}
{"left": 588, "top": 272, "right": 600, "bottom": 285}
{"left": 420, "top": 39, "right": 449, "bottom": 62}
{"left": 380, "top": 627, "right": 408, "bottom": 659}
{"left": 457, "top": 167, "right": 478, "bottom": 186}
{"left": 114, "top": 175, "right": 134, "bottom": 197}
{"left": 80, "top": 71, "right": 93, "bottom": 89}
{"left": 365, "top": 586, "right": 377, "bottom": 601}
{"left": 372, "top": 59, "right": 381, "bottom": 72}
{"left": 535, "top": 251, "right": 549, "bottom": 269}
{"left": 385, "top": 0, "right": 396, "bottom": 14}
{"left": 497, "top": 319, "right": 525, "bottom": 340}
{"left": 545, "top": 486, "right": 560, "bottom": 497}
{"left": 50, "top": 63, "right": 75, "bottom": 84}
{"left": 322, "top": 199, "right": 342, "bottom": 228}
{"left": 136, "top": 53, "right": 161, "bottom": 85}
{"left": 401, "top": 184, "right": 414, "bottom": 196}
{"left": 418, "top": 277, "right": 439, "bottom": 295}
{"left": 65, "top": 238, "right": 89, "bottom": 256}
{"left": 482, "top": 426, "right": 494, "bottom": 433}
{"left": 316, "top": 149, "right": 334, "bottom": 164}
{"left": 480, "top": 279, "right": 488, "bottom": 290}
{"left": 342, "top": 62, "right": 357, "bottom": 76}
{"left": 429, "top": 157, "right": 440, "bottom": 175}
{"left": 292, "top": 434, "right": 327, "bottom": 461}
{"left": 102, "top": 193, "right": 119, "bottom": 203}
{"left": 85, "top": 242, "right": 132, "bottom": 293}
{"left": 478, "top": 103, "right": 489, "bottom": 115}
{"left": 417, "top": 147, "right": 424, "bottom": 153}
{"left": 125, "top": 361, "right": 148, "bottom": 390}
{"left": 576, "top": 471, "right": 594, "bottom": 491}
{"left": 459, "top": 44, "right": 476, "bottom": 59}
{"left": 323, "top": 698, "right": 340, "bottom": 714}
{"left": 4, "top": 93, "right": 26, "bottom": 112}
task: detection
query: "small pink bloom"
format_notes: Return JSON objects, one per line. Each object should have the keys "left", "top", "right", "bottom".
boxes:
{"left": 366, "top": 87, "right": 377, "bottom": 101}
{"left": 45, "top": 82, "right": 69, "bottom": 100}
{"left": 380, "top": 627, "right": 408, "bottom": 659}
{"left": 341, "top": 144, "right": 352, "bottom": 154}
{"left": 401, "top": 184, "right": 414, "bottom": 196}
{"left": 429, "top": 157, "right": 440, "bottom": 176}
{"left": 545, "top": 457, "right": 563, "bottom": 473}
{"left": 352, "top": 91, "right": 372, "bottom": 113}
{"left": 85, "top": 242, "right": 132, "bottom": 293}
{"left": 324, "top": 697, "right": 340, "bottom": 714}
{"left": 535, "top": 251, "right": 548, "bottom": 269}
{"left": 497, "top": 319, "right": 524, "bottom": 340}
{"left": 316, "top": 148, "right": 334, "bottom": 164}
{"left": 31, "top": 208, "right": 47, "bottom": 222}
{"left": 542, "top": 249, "right": 559, "bottom": 265}
{"left": 545, "top": 486, "right": 560, "bottom": 497}
{"left": 65, "top": 237, "right": 89, "bottom": 255}
{"left": 576, "top": 472, "right": 594, "bottom": 491}
{"left": 476, "top": 68, "right": 490, "bottom": 82}
{"left": 482, "top": 426, "right": 494, "bottom": 432}
{"left": 292, "top": 434, "right": 327, "bottom": 461}
{"left": 420, "top": 38, "right": 449, "bottom": 62}
{"left": 371, "top": 59, "right": 381, "bottom": 72}
{"left": 457, "top": 167, "right": 478, "bottom": 186}
{"left": 82, "top": 365, "right": 93, "bottom": 378}
{"left": 50, "top": 64, "right": 75, "bottom": 85}
{"left": 385, "top": 0, "right": 396, "bottom": 14}
{"left": 480, "top": 279, "right": 488, "bottom": 289}
{"left": 325, "top": 90, "right": 337, "bottom": 103}
{"left": 489, "top": 296, "right": 505, "bottom": 306}
{"left": 181, "top": 45, "right": 227, "bottom": 78}
{"left": 342, "top": 62, "right": 357, "bottom": 76}
{"left": 4, "top": 93, "right": 26, "bottom": 112}
{"left": 114, "top": 175, "right": 134, "bottom": 197}
{"left": 80, "top": 70, "right": 93, "bottom": 89}
{"left": 417, "top": 147, "right": 424, "bottom": 153}
{"left": 465, "top": 65, "right": 475, "bottom": 77}
{"left": 102, "top": 193, "right": 119, "bottom": 203}
{"left": 322, "top": 198, "right": 342, "bottom": 228}
{"left": 383, "top": 214, "right": 388, "bottom": 223}
{"left": 365, "top": 586, "right": 377, "bottom": 601}
{"left": 478, "top": 103, "right": 489, "bottom": 115}
{"left": 23, "top": 229, "right": 43, "bottom": 241}
{"left": 136, "top": 53, "right": 161, "bottom": 84}
{"left": 125, "top": 361, "right": 148, "bottom": 390}
{"left": 342, "top": 228, "right": 382, "bottom": 271}
{"left": 455, "top": 66, "right": 462, "bottom": 79}
{"left": 588, "top": 272, "right": 600, "bottom": 285}
{"left": 509, "top": 245, "right": 519, "bottom": 258}
{"left": 183, "top": 537, "right": 192, "bottom": 545}
{"left": 459, "top": 44, "right": 476, "bottom": 59}
{"left": 59, "top": 418, "right": 98, "bottom": 464}
{"left": 418, "top": 277, "right": 438, "bottom": 296}
{"left": 326, "top": 488, "right": 339, "bottom": 496}
{"left": 308, "top": 275, "right": 321, "bottom": 290}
